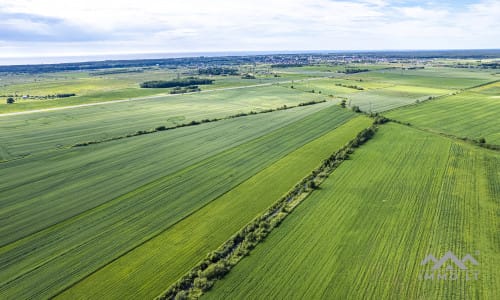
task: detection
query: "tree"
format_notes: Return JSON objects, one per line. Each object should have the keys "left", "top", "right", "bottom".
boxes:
{"left": 6, "top": 97, "right": 15, "bottom": 104}
{"left": 340, "top": 99, "right": 346, "bottom": 108}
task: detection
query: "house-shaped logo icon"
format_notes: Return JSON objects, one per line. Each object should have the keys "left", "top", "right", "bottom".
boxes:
{"left": 421, "top": 251, "right": 479, "bottom": 270}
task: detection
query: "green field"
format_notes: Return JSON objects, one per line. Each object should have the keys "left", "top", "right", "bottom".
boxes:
{"left": 0, "top": 104, "right": 360, "bottom": 299}
{"left": 350, "top": 67, "right": 497, "bottom": 89}
{"left": 57, "top": 116, "right": 373, "bottom": 299}
{"left": 387, "top": 87, "right": 500, "bottom": 144}
{"left": 206, "top": 123, "right": 500, "bottom": 299}
{"left": 0, "top": 85, "right": 326, "bottom": 160}
{"left": 0, "top": 68, "right": 316, "bottom": 113}
{"left": 344, "top": 84, "right": 453, "bottom": 112}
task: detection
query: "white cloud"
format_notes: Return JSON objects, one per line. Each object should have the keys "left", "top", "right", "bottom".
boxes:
{"left": 0, "top": 0, "right": 498, "bottom": 58}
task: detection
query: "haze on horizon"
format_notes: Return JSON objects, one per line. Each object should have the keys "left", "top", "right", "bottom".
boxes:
{"left": 0, "top": 0, "right": 499, "bottom": 59}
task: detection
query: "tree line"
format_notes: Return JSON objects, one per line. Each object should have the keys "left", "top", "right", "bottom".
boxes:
{"left": 157, "top": 120, "right": 382, "bottom": 300}
{"left": 140, "top": 77, "right": 214, "bottom": 88}
{"left": 198, "top": 67, "right": 239, "bottom": 75}
{"left": 73, "top": 100, "right": 327, "bottom": 147}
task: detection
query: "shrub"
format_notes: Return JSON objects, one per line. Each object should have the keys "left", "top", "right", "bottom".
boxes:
{"left": 351, "top": 105, "right": 361, "bottom": 113}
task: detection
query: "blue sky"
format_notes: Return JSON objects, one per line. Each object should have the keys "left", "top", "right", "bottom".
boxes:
{"left": 0, "top": 0, "right": 498, "bottom": 58}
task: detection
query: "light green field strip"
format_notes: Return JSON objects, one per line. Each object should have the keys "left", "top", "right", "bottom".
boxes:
{"left": 470, "top": 80, "right": 500, "bottom": 95}
{"left": 344, "top": 84, "right": 452, "bottom": 112}
{"left": 0, "top": 85, "right": 326, "bottom": 159}
{"left": 0, "top": 105, "right": 355, "bottom": 299}
{"left": 387, "top": 91, "right": 500, "bottom": 144}
{"left": 206, "top": 123, "right": 500, "bottom": 299}
{"left": 57, "top": 116, "right": 373, "bottom": 300}
{"left": 290, "top": 77, "right": 394, "bottom": 96}
{"left": 350, "top": 67, "right": 497, "bottom": 89}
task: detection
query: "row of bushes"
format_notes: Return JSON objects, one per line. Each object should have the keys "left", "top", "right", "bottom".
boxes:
{"left": 73, "top": 100, "right": 327, "bottom": 147}
{"left": 335, "top": 83, "right": 364, "bottom": 90}
{"left": 198, "top": 67, "right": 239, "bottom": 76}
{"left": 140, "top": 77, "right": 214, "bottom": 88}
{"left": 241, "top": 74, "right": 256, "bottom": 79}
{"left": 3, "top": 93, "right": 76, "bottom": 99}
{"left": 170, "top": 86, "right": 201, "bottom": 94}
{"left": 340, "top": 68, "right": 369, "bottom": 74}
{"left": 89, "top": 69, "right": 144, "bottom": 76}
{"left": 157, "top": 122, "right": 381, "bottom": 300}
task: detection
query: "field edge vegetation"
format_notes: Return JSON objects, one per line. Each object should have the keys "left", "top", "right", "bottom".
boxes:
{"left": 157, "top": 117, "right": 384, "bottom": 300}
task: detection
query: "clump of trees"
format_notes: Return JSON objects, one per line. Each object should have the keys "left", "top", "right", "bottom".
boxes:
{"left": 140, "top": 77, "right": 214, "bottom": 88}
{"left": 351, "top": 105, "right": 362, "bottom": 113}
{"left": 6, "top": 97, "right": 15, "bottom": 104}
{"left": 339, "top": 68, "right": 369, "bottom": 74}
{"left": 198, "top": 67, "right": 239, "bottom": 75}
{"left": 89, "top": 69, "right": 144, "bottom": 76}
{"left": 271, "top": 63, "right": 305, "bottom": 68}
{"left": 335, "top": 83, "right": 364, "bottom": 90}
{"left": 55, "top": 93, "right": 76, "bottom": 98}
{"left": 241, "top": 74, "right": 256, "bottom": 79}
{"left": 170, "top": 86, "right": 200, "bottom": 94}
{"left": 340, "top": 99, "right": 347, "bottom": 108}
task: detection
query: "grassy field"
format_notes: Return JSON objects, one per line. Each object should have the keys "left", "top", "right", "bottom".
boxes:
{"left": 57, "top": 116, "right": 373, "bottom": 300}
{"left": 206, "top": 123, "right": 500, "bottom": 299}
{"left": 344, "top": 84, "right": 453, "bottom": 112}
{"left": 350, "top": 67, "right": 497, "bottom": 89}
{"left": 387, "top": 89, "right": 500, "bottom": 144}
{"left": 0, "top": 104, "right": 357, "bottom": 299}
{"left": 0, "top": 68, "right": 316, "bottom": 113}
{"left": 0, "top": 85, "right": 327, "bottom": 160}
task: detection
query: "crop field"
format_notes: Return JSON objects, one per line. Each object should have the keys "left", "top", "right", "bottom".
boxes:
{"left": 344, "top": 84, "right": 453, "bottom": 112}
{"left": 387, "top": 89, "right": 500, "bottom": 144}
{"left": 206, "top": 123, "right": 500, "bottom": 299}
{"left": 350, "top": 67, "right": 497, "bottom": 89}
{"left": 0, "top": 103, "right": 361, "bottom": 299}
{"left": 57, "top": 116, "right": 373, "bottom": 300}
{"left": 0, "top": 68, "right": 316, "bottom": 113}
{"left": 285, "top": 78, "right": 366, "bottom": 95}
{"left": 0, "top": 85, "right": 327, "bottom": 160}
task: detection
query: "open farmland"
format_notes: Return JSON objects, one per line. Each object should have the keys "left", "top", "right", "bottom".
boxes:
{"left": 57, "top": 116, "right": 373, "bottom": 300}
{"left": 0, "top": 85, "right": 326, "bottom": 160}
{"left": 343, "top": 84, "right": 453, "bottom": 112}
{"left": 206, "top": 123, "right": 500, "bottom": 299}
{"left": 0, "top": 66, "right": 318, "bottom": 113}
{"left": 0, "top": 102, "right": 361, "bottom": 299}
{"left": 349, "top": 67, "right": 497, "bottom": 89}
{"left": 387, "top": 87, "right": 500, "bottom": 144}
